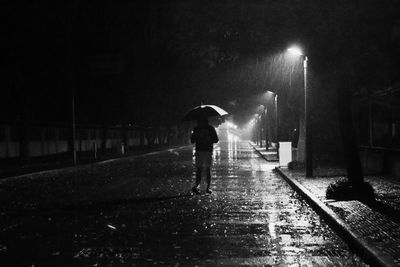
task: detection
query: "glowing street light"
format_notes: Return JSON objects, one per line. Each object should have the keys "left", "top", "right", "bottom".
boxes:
{"left": 266, "top": 90, "right": 278, "bottom": 148}
{"left": 263, "top": 104, "right": 269, "bottom": 150}
{"left": 259, "top": 113, "right": 263, "bottom": 147}
{"left": 287, "top": 46, "right": 304, "bottom": 57}
{"left": 287, "top": 45, "right": 312, "bottom": 177}
{"left": 256, "top": 108, "right": 266, "bottom": 148}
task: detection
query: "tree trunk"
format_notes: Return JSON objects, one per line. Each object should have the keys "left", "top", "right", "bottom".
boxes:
{"left": 336, "top": 72, "right": 364, "bottom": 185}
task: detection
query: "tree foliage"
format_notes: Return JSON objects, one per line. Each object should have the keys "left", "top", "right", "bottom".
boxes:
{"left": 2, "top": 1, "right": 399, "bottom": 128}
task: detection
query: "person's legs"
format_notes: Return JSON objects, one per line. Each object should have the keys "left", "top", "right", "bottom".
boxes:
{"left": 195, "top": 167, "right": 202, "bottom": 186}
{"left": 204, "top": 151, "right": 213, "bottom": 193}
{"left": 192, "top": 166, "right": 202, "bottom": 194}
{"left": 193, "top": 151, "right": 213, "bottom": 194}
{"left": 205, "top": 167, "right": 212, "bottom": 193}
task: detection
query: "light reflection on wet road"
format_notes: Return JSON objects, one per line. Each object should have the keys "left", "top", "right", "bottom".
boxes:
{"left": 0, "top": 135, "right": 366, "bottom": 266}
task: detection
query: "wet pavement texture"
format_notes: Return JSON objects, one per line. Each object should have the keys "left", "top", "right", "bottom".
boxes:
{"left": 278, "top": 168, "right": 400, "bottom": 265}
{"left": 0, "top": 139, "right": 366, "bottom": 266}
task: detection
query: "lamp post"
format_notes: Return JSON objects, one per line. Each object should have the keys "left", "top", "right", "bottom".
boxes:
{"left": 264, "top": 105, "right": 268, "bottom": 150}
{"left": 255, "top": 114, "right": 259, "bottom": 146}
{"left": 266, "top": 90, "right": 278, "bottom": 146}
{"left": 259, "top": 114, "right": 263, "bottom": 147}
{"left": 256, "top": 105, "right": 265, "bottom": 148}
{"left": 287, "top": 46, "right": 312, "bottom": 177}
{"left": 275, "top": 94, "right": 278, "bottom": 145}
{"left": 255, "top": 114, "right": 260, "bottom": 146}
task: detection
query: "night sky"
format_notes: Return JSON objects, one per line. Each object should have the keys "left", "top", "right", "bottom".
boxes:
{"left": 2, "top": 1, "right": 399, "bottom": 128}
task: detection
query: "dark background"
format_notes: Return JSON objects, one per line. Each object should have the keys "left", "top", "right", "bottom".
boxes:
{"left": 2, "top": 0, "right": 399, "bottom": 138}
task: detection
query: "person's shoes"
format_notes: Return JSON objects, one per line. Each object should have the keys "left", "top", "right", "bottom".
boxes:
{"left": 206, "top": 188, "right": 212, "bottom": 194}
{"left": 192, "top": 186, "right": 201, "bottom": 195}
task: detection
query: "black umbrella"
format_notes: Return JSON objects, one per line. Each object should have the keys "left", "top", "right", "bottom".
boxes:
{"left": 183, "top": 105, "right": 228, "bottom": 121}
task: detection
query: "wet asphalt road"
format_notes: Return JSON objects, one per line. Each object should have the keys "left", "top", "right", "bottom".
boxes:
{"left": 0, "top": 136, "right": 366, "bottom": 266}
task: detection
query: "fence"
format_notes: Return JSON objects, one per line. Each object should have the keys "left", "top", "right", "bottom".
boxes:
{"left": 0, "top": 121, "right": 190, "bottom": 161}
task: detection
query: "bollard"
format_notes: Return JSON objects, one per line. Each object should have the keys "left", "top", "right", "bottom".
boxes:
{"left": 278, "top": 142, "right": 292, "bottom": 167}
{"left": 121, "top": 142, "right": 125, "bottom": 155}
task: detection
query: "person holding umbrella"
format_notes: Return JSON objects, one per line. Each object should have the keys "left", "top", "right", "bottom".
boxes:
{"left": 183, "top": 105, "right": 228, "bottom": 194}
{"left": 190, "top": 116, "right": 219, "bottom": 194}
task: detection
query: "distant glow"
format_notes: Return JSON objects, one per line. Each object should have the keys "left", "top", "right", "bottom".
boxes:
{"left": 226, "top": 121, "right": 237, "bottom": 129}
{"left": 287, "top": 46, "right": 304, "bottom": 56}
{"left": 213, "top": 145, "right": 221, "bottom": 163}
{"left": 227, "top": 132, "right": 238, "bottom": 142}
{"left": 227, "top": 132, "right": 238, "bottom": 161}
{"left": 107, "top": 224, "right": 117, "bottom": 230}
{"left": 265, "top": 90, "right": 277, "bottom": 99}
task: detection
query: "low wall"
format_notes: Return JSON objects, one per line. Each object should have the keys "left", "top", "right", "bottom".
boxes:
{"left": 0, "top": 123, "right": 178, "bottom": 160}
{"left": 360, "top": 146, "right": 400, "bottom": 178}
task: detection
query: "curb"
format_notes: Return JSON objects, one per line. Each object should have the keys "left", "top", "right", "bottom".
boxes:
{"left": 250, "top": 143, "right": 278, "bottom": 162}
{"left": 250, "top": 142, "right": 396, "bottom": 267}
{"left": 275, "top": 167, "right": 397, "bottom": 267}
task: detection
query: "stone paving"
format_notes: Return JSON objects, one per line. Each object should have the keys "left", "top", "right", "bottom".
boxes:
{"left": 0, "top": 139, "right": 367, "bottom": 266}
{"left": 283, "top": 170, "right": 400, "bottom": 265}
{"left": 253, "top": 145, "right": 400, "bottom": 266}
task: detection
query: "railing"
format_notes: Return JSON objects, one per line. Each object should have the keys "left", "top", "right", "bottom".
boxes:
{"left": 0, "top": 121, "right": 191, "bottom": 161}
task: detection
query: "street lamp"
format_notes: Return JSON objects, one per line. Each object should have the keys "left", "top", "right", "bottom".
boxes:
{"left": 287, "top": 46, "right": 312, "bottom": 177}
{"left": 256, "top": 105, "right": 265, "bottom": 148}
{"left": 266, "top": 91, "right": 278, "bottom": 147}
{"left": 258, "top": 113, "right": 262, "bottom": 147}
{"left": 253, "top": 113, "right": 260, "bottom": 145}
{"left": 259, "top": 113, "right": 263, "bottom": 147}
{"left": 263, "top": 105, "right": 269, "bottom": 150}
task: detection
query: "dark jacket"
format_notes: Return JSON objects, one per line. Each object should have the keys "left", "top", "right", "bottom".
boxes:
{"left": 190, "top": 125, "right": 218, "bottom": 152}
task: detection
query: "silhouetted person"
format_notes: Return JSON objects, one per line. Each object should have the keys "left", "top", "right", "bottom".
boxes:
{"left": 190, "top": 117, "right": 219, "bottom": 194}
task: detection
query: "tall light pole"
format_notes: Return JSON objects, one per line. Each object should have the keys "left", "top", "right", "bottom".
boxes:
{"left": 287, "top": 46, "right": 312, "bottom": 177}
{"left": 259, "top": 113, "right": 263, "bottom": 147}
{"left": 256, "top": 105, "right": 265, "bottom": 148}
{"left": 275, "top": 94, "right": 278, "bottom": 144}
{"left": 255, "top": 114, "right": 260, "bottom": 146}
{"left": 266, "top": 90, "right": 278, "bottom": 146}
{"left": 264, "top": 105, "right": 268, "bottom": 150}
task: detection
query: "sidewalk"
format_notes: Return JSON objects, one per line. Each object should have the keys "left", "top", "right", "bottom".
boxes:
{"left": 252, "top": 144, "right": 400, "bottom": 267}
{"left": 251, "top": 144, "right": 279, "bottom": 162}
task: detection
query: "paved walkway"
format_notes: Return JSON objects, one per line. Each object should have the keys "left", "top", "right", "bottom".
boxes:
{"left": 252, "top": 143, "right": 400, "bottom": 266}
{"left": 0, "top": 139, "right": 365, "bottom": 266}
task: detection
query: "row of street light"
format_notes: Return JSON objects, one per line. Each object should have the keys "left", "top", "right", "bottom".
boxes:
{"left": 288, "top": 46, "right": 312, "bottom": 178}
{"left": 252, "top": 45, "right": 312, "bottom": 177}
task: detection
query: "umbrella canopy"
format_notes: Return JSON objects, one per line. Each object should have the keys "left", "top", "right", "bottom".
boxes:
{"left": 183, "top": 105, "right": 228, "bottom": 121}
